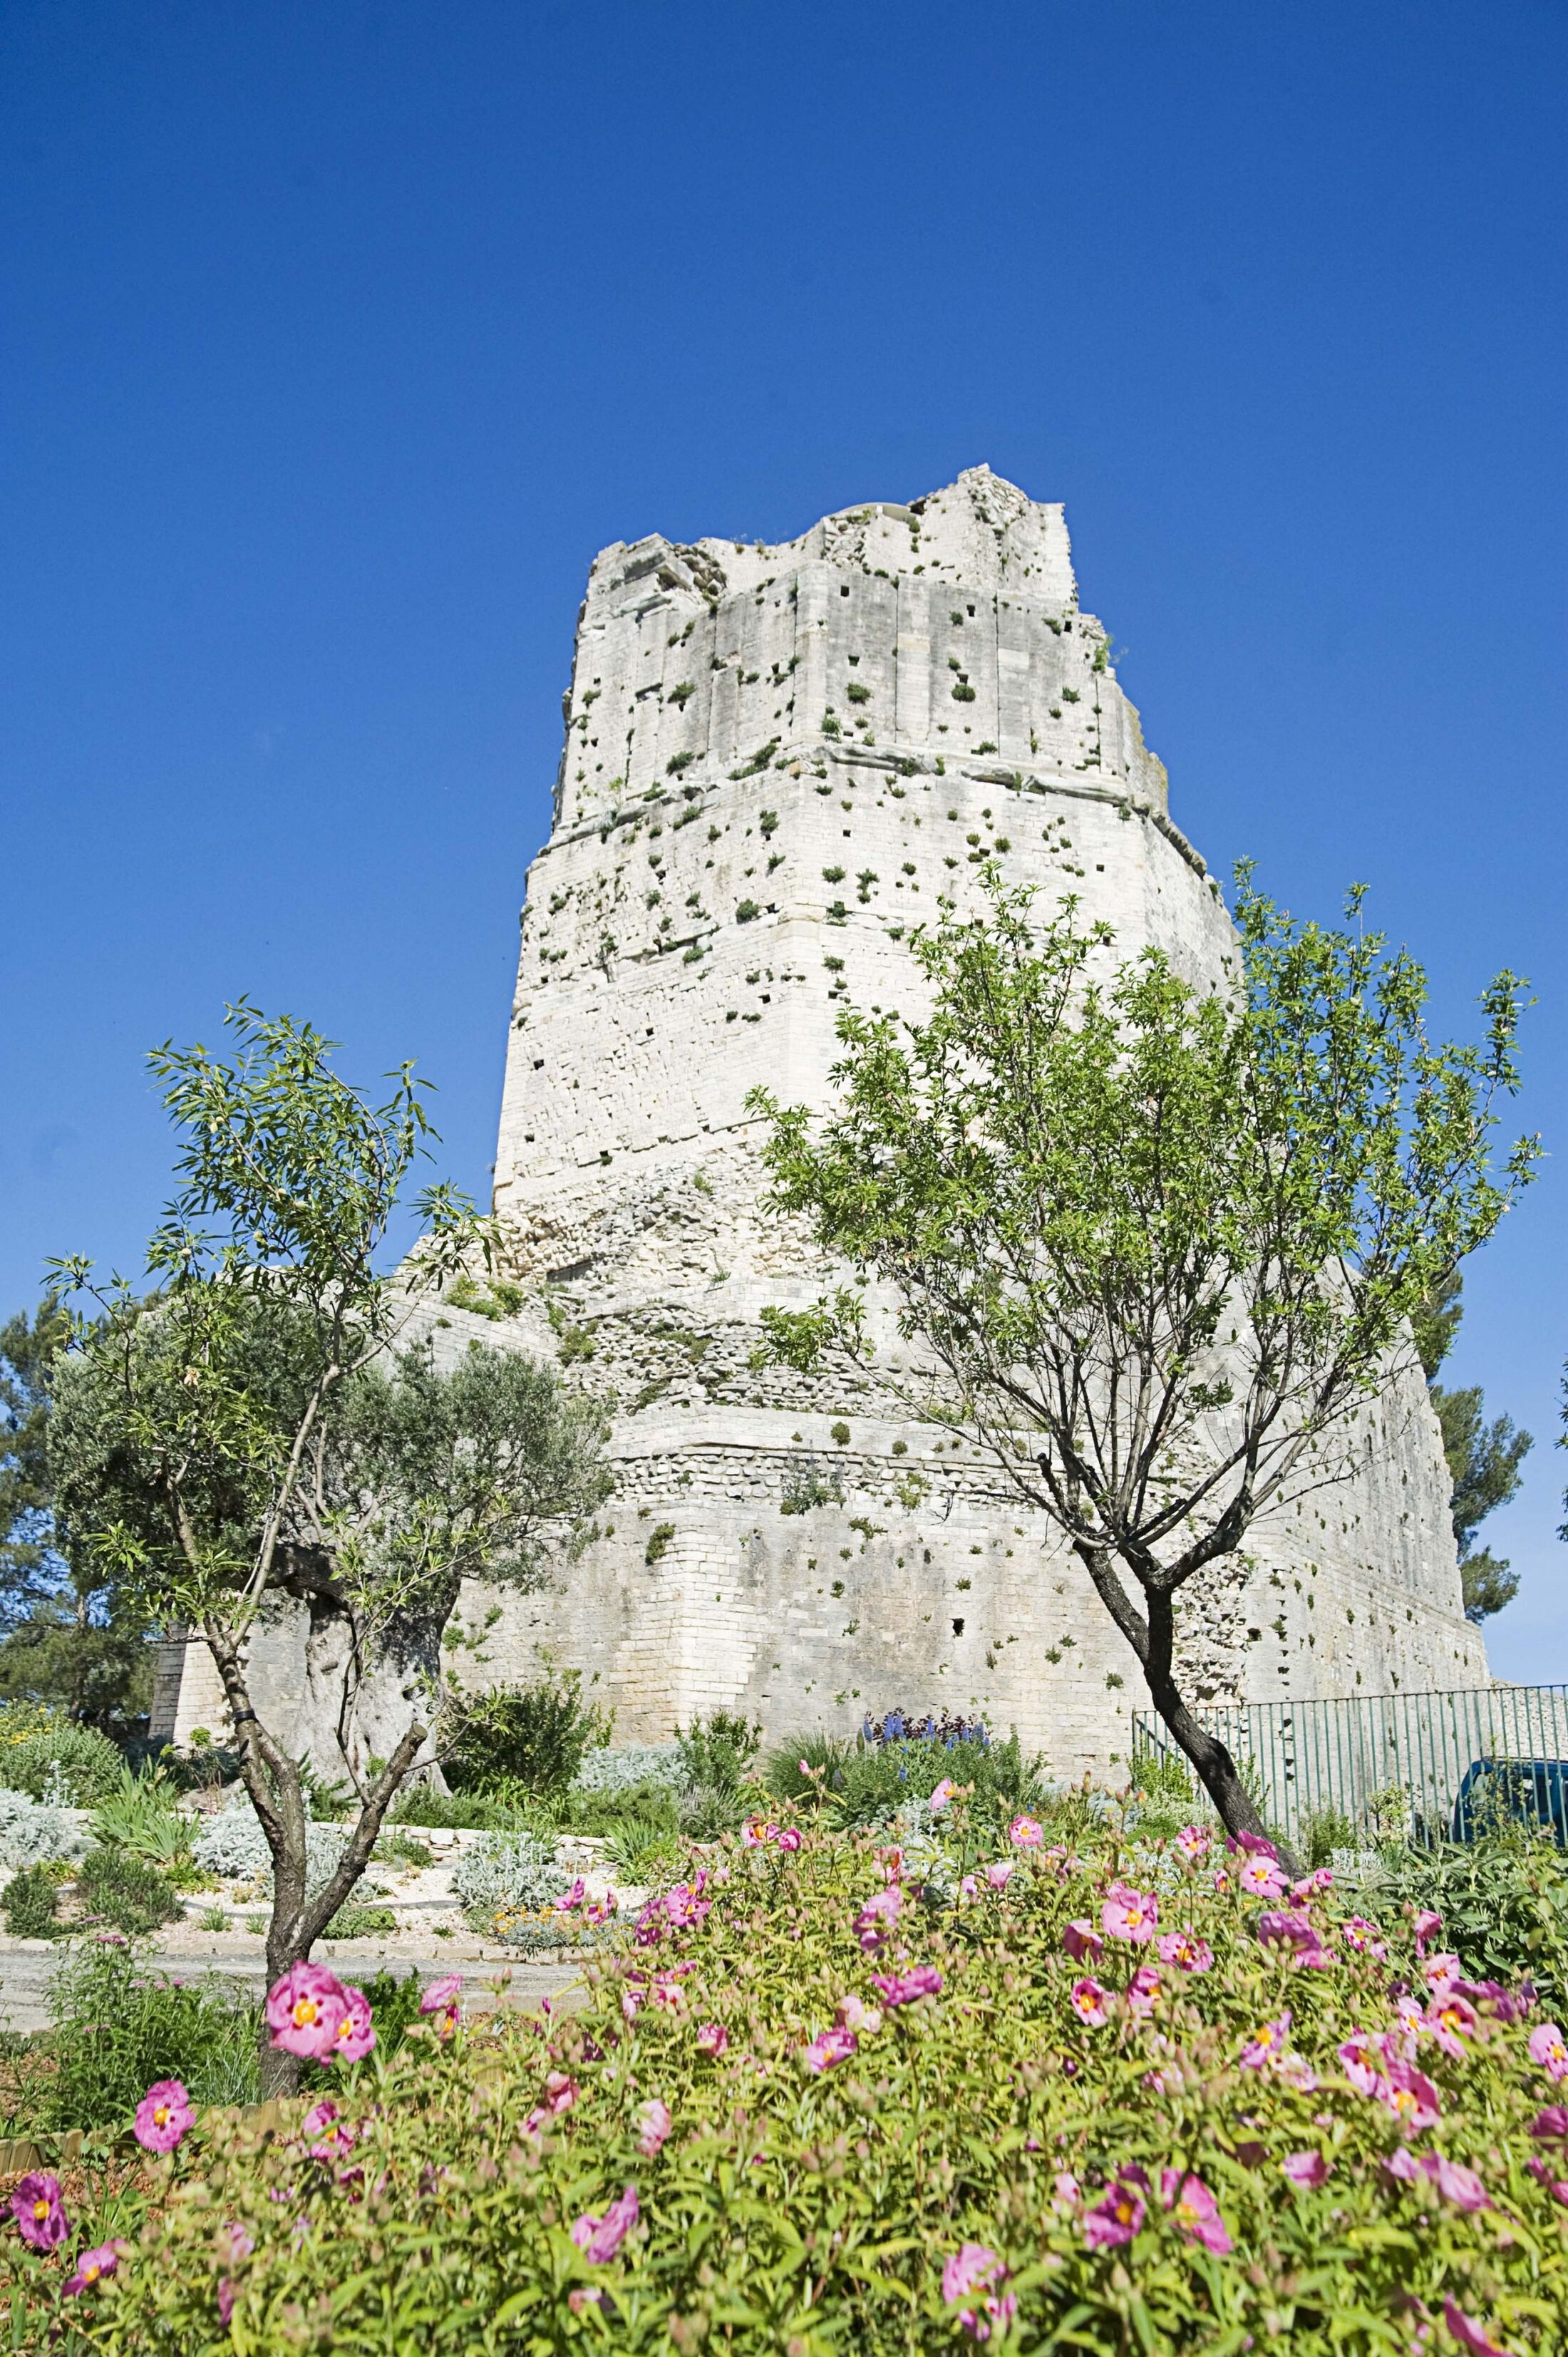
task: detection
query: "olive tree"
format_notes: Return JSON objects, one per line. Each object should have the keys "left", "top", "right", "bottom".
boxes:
{"left": 50, "top": 1004, "right": 609, "bottom": 2082}
{"left": 751, "top": 872, "right": 1537, "bottom": 1855}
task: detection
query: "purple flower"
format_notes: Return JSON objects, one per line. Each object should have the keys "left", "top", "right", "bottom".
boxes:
{"left": 1083, "top": 2174, "right": 1145, "bottom": 2250}
{"left": 1530, "top": 2021, "right": 1568, "bottom": 2083}
{"left": 636, "top": 2098, "right": 672, "bottom": 2157}
{"left": 1380, "top": 2057, "right": 1442, "bottom": 2135}
{"left": 1410, "top": 1906, "right": 1442, "bottom": 1954}
{"left": 1257, "top": 1909, "right": 1319, "bottom": 1952}
{"left": 134, "top": 2077, "right": 194, "bottom": 2154}
{"left": 1163, "top": 2170, "right": 1232, "bottom": 2254}
{"left": 942, "top": 2243, "right": 1004, "bottom": 2303}
{"left": 1337, "top": 2033, "right": 1383, "bottom": 2095}
{"left": 1442, "top": 2297, "right": 1515, "bottom": 2356}
{"left": 1281, "top": 2150, "right": 1330, "bottom": 2190}
{"left": 1339, "top": 1916, "right": 1388, "bottom": 1961}
{"left": 11, "top": 2172, "right": 68, "bottom": 2252}
{"left": 63, "top": 2242, "right": 120, "bottom": 2296}
{"left": 870, "top": 1965, "right": 942, "bottom": 2007}
{"left": 1420, "top": 2152, "right": 1489, "bottom": 2212}
{"left": 854, "top": 1885, "right": 902, "bottom": 1953}
{"left": 418, "top": 1972, "right": 462, "bottom": 2039}
{"left": 1069, "top": 1976, "right": 1108, "bottom": 2026}
{"left": 1426, "top": 1990, "right": 1480, "bottom": 2061}
{"left": 331, "top": 1982, "right": 376, "bottom": 2064}
{"left": 803, "top": 2025, "right": 857, "bottom": 2072}
{"left": 1063, "top": 1918, "right": 1103, "bottom": 1964}
{"left": 1239, "top": 2011, "right": 1292, "bottom": 2070}
{"left": 265, "top": 1964, "right": 349, "bottom": 2062}
{"left": 570, "top": 2183, "right": 639, "bottom": 2263}
{"left": 1530, "top": 2104, "right": 1568, "bottom": 2140}
{"left": 1157, "top": 1929, "right": 1213, "bottom": 1974}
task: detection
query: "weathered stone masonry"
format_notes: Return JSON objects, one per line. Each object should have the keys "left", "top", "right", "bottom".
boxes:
{"left": 158, "top": 468, "right": 1490, "bottom": 1774}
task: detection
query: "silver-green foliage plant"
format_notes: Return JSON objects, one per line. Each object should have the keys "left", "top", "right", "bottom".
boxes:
{"left": 451, "top": 1831, "right": 571, "bottom": 1927}
{"left": 192, "top": 1798, "right": 349, "bottom": 1897}
{"left": 0, "top": 1785, "right": 83, "bottom": 1870}
{"left": 46, "top": 1001, "right": 612, "bottom": 2092}
{"left": 751, "top": 871, "right": 1538, "bottom": 1857}
{"left": 571, "top": 1745, "right": 685, "bottom": 1800}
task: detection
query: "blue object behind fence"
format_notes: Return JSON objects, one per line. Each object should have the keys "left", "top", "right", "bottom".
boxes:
{"left": 1452, "top": 1758, "right": 1568, "bottom": 1847}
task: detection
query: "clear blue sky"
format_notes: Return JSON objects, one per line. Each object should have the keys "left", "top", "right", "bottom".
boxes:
{"left": 3, "top": 1, "right": 1564, "bottom": 1676}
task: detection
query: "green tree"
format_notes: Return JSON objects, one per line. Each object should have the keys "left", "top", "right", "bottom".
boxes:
{"left": 0, "top": 1299, "right": 71, "bottom": 1619}
{"left": 1414, "top": 1272, "right": 1532, "bottom": 1622}
{"left": 751, "top": 872, "right": 1537, "bottom": 1854}
{"left": 50, "top": 1004, "right": 611, "bottom": 2089}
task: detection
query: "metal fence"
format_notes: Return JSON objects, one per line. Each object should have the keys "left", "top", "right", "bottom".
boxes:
{"left": 1131, "top": 1683, "right": 1568, "bottom": 1853}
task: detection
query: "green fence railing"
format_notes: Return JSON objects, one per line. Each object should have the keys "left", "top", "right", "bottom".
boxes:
{"left": 1131, "top": 1683, "right": 1568, "bottom": 1853}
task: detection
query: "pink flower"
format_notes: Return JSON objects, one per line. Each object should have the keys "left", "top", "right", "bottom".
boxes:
{"left": 220, "top": 2222, "right": 255, "bottom": 2266}
{"left": 557, "top": 1877, "right": 587, "bottom": 1912}
{"left": 1380, "top": 2057, "right": 1442, "bottom": 2135}
{"left": 1526, "top": 2157, "right": 1568, "bottom": 2204}
{"left": 1009, "top": 1812, "right": 1043, "bottom": 1847}
{"left": 134, "top": 2076, "right": 194, "bottom": 2154}
{"left": 1281, "top": 2150, "right": 1330, "bottom": 2190}
{"left": 1125, "top": 1964, "right": 1162, "bottom": 2017}
{"left": 1337, "top": 2033, "right": 1384, "bottom": 2095}
{"left": 1426, "top": 1991, "right": 1480, "bottom": 2061}
{"left": 1421, "top": 2152, "right": 1489, "bottom": 2212}
{"left": 1277, "top": 2051, "right": 1319, "bottom": 2093}
{"left": 1530, "top": 2021, "right": 1568, "bottom": 2082}
{"left": 418, "top": 1972, "right": 463, "bottom": 2038}
{"left": 1442, "top": 2296, "right": 1515, "bottom": 2356}
{"left": 855, "top": 1885, "right": 903, "bottom": 1952}
{"left": 11, "top": 2172, "right": 68, "bottom": 2252}
{"left": 742, "top": 1818, "right": 775, "bottom": 1847}
{"left": 217, "top": 2279, "right": 239, "bottom": 2328}
{"left": 1083, "top": 2175, "right": 1146, "bottom": 2249}
{"left": 1383, "top": 2144, "right": 1421, "bottom": 2184}
{"left": 570, "top": 2182, "right": 639, "bottom": 2263}
{"left": 696, "top": 2021, "right": 728, "bottom": 2057}
{"left": 1530, "top": 2104, "right": 1568, "bottom": 2140}
{"left": 1174, "top": 1825, "right": 1211, "bottom": 1862}
{"left": 1237, "top": 1853, "right": 1289, "bottom": 1900}
{"left": 1257, "top": 1909, "right": 1319, "bottom": 1953}
{"left": 651, "top": 1974, "right": 686, "bottom": 2013}
{"left": 331, "top": 1983, "right": 376, "bottom": 2064}
{"left": 265, "top": 1963, "right": 349, "bottom": 2061}
{"left": 1157, "top": 1929, "right": 1213, "bottom": 1974}
{"left": 1164, "top": 2171, "right": 1232, "bottom": 2254}
{"left": 776, "top": 1827, "right": 803, "bottom": 1852}
{"left": 1339, "top": 1917, "right": 1388, "bottom": 1961}
{"left": 984, "top": 1861, "right": 1013, "bottom": 1891}
{"left": 1101, "top": 1882, "right": 1159, "bottom": 1942}
{"left": 637, "top": 2098, "right": 672, "bottom": 2157}
{"left": 1423, "top": 1951, "right": 1464, "bottom": 1996}
{"left": 1410, "top": 1907, "right": 1443, "bottom": 1954}
{"left": 803, "top": 2024, "right": 857, "bottom": 2072}
{"left": 871, "top": 1965, "right": 943, "bottom": 2007}
{"left": 835, "top": 1993, "right": 882, "bottom": 2033}
{"left": 1239, "top": 2011, "right": 1292, "bottom": 2070}
{"left": 63, "top": 2240, "right": 123, "bottom": 2296}
{"left": 1069, "top": 1976, "right": 1108, "bottom": 2026}
{"left": 545, "top": 2071, "right": 578, "bottom": 2115}
{"left": 942, "top": 2243, "right": 1005, "bottom": 2303}
{"left": 1063, "top": 1919, "right": 1103, "bottom": 1964}
{"left": 929, "top": 1779, "right": 956, "bottom": 1813}
{"left": 301, "top": 2098, "right": 340, "bottom": 2140}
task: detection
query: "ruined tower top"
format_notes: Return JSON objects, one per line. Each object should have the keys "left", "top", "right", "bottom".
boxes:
{"left": 553, "top": 467, "right": 1168, "bottom": 832}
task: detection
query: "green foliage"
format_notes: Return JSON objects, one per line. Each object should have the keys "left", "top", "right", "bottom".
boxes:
{"left": 644, "top": 1521, "right": 676, "bottom": 1564}
{"left": 0, "top": 1298, "right": 71, "bottom": 1617}
{"left": 76, "top": 1846, "right": 182, "bottom": 1936}
{"left": 751, "top": 872, "right": 1538, "bottom": 1837}
{"left": 0, "top": 1713, "right": 123, "bottom": 1803}
{"left": 675, "top": 1710, "right": 761, "bottom": 1798}
{"left": 387, "top": 1786, "right": 521, "bottom": 1832}
{"left": 76, "top": 1818, "right": 1568, "bottom": 2356}
{"left": 1360, "top": 1825, "right": 1568, "bottom": 2008}
{"left": 1415, "top": 1272, "right": 1532, "bottom": 1621}
{"left": 763, "top": 1728, "right": 854, "bottom": 1800}
{"left": 43, "top": 1939, "right": 257, "bottom": 2129}
{"left": 321, "top": 1901, "right": 398, "bottom": 1938}
{"left": 445, "top": 1669, "right": 613, "bottom": 1798}
{"left": 828, "top": 1727, "right": 1048, "bottom": 1830}
{"left": 1, "top": 1862, "right": 61, "bottom": 1937}
{"left": 1301, "top": 1802, "right": 1356, "bottom": 1867}
{"left": 89, "top": 1764, "right": 194, "bottom": 1868}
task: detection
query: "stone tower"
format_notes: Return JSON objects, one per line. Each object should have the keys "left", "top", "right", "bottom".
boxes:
{"left": 154, "top": 468, "right": 1490, "bottom": 1774}
{"left": 480, "top": 466, "right": 1489, "bottom": 1775}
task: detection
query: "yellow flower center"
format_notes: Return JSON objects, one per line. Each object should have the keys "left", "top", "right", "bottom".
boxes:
{"left": 294, "top": 1998, "right": 319, "bottom": 2026}
{"left": 154, "top": 2105, "right": 170, "bottom": 2125}
{"left": 33, "top": 2201, "right": 49, "bottom": 2220}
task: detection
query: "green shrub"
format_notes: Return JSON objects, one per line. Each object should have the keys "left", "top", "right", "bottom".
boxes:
{"left": 43, "top": 1939, "right": 258, "bottom": 2130}
{"left": 830, "top": 1726, "right": 1048, "bottom": 1830}
{"left": 561, "top": 1780, "right": 681, "bottom": 1841}
{"left": 674, "top": 1709, "right": 761, "bottom": 1798}
{"left": 1358, "top": 1825, "right": 1568, "bottom": 2008}
{"left": 75, "top": 1847, "right": 182, "bottom": 1936}
{"left": 321, "top": 1902, "right": 398, "bottom": 1939}
{"left": 387, "top": 1786, "right": 520, "bottom": 1832}
{"left": 90, "top": 1764, "right": 195, "bottom": 1869}
{"left": 445, "top": 1669, "right": 612, "bottom": 1798}
{"left": 763, "top": 1729, "right": 854, "bottom": 1800}
{"left": 0, "top": 1715, "right": 123, "bottom": 1805}
{"left": 1, "top": 1862, "right": 61, "bottom": 1937}
{"left": 78, "top": 1812, "right": 1568, "bottom": 2356}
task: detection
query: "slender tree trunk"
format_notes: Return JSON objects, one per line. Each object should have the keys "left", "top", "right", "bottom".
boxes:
{"left": 1074, "top": 1546, "right": 1304, "bottom": 1877}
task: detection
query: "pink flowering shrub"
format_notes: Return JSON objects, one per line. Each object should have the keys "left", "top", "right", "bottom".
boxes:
{"left": 61, "top": 1812, "right": 1568, "bottom": 2353}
